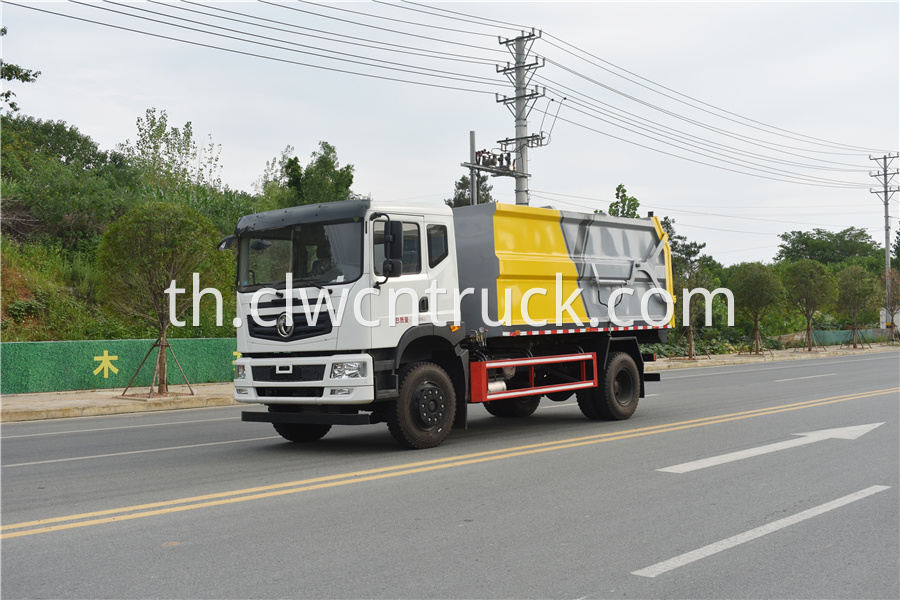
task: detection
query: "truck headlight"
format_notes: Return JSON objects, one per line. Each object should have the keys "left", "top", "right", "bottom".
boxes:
{"left": 331, "top": 361, "right": 366, "bottom": 379}
{"left": 235, "top": 364, "right": 246, "bottom": 379}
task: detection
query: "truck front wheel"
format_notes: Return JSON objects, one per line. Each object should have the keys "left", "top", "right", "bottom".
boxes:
{"left": 386, "top": 362, "right": 457, "bottom": 449}
{"left": 576, "top": 352, "right": 639, "bottom": 420}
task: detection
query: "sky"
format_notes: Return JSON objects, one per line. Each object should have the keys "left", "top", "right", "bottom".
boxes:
{"left": 2, "top": 1, "right": 898, "bottom": 266}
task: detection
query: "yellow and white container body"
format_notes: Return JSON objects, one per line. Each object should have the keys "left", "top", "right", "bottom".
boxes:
{"left": 453, "top": 203, "right": 673, "bottom": 337}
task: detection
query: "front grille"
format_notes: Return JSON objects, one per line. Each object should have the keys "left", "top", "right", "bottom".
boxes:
{"left": 257, "top": 387, "right": 324, "bottom": 398}
{"left": 252, "top": 365, "right": 326, "bottom": 382}
{"left": 247, "top": 311, "right": 333, "bottom": 342}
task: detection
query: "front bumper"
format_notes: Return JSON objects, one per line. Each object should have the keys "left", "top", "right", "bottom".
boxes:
{"left": 233, "top": 354, "right": 375, "bottom": 404}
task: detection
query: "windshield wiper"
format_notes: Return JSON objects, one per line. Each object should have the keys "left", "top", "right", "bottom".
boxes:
{"left": 278, "top": 277, "right": 324, "bottom": 292}
{"left": 241, "top": 277, "right": 324, "bottom": 293}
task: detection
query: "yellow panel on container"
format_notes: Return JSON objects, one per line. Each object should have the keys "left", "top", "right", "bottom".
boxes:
{"left": 492, "top": 204, "right": 588, "bottom": 325}
{"left": 650, "top": 215, "right": 676, "bottom": 328}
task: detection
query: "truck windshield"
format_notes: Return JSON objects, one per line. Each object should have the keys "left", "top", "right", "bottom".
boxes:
{"left": 237, "top": 219, "right": 363, "bottom": 292}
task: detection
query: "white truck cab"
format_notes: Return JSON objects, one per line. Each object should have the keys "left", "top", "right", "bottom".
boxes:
{"left": 230, "top": 200, "right": 465, "bottom": 438}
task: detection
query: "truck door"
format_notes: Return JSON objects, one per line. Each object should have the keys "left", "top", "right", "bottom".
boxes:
{"left": 423, "top": 219, "right": 458, "bottom": 328}
{"left": 370, "top": 216, "right": 432, "bottom": 350}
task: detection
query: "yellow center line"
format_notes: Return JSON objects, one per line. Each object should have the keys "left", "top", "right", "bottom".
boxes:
{"left": 3, "top": 387, "right": 896, "bottom": 540}
{"left": 2, "top": 388, "right": 877, "bottom": 531}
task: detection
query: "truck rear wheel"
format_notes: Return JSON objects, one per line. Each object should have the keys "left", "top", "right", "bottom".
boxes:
{"left": 576, "top": 352, "right": 639, "bottom": 420}
{"left": 483, "top": 396, "right": 540, "bottom": 418}
{"left": 272, "top": 422, "right": 332, "bottom": 443}
{"left": 386, "top": 362, "right": 456, "bottom": 449}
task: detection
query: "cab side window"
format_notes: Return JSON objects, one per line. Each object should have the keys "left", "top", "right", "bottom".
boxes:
{"left": 427, "top": 225, "right": 448, "bottom": 268}
{"left": 400, "top": 223, "right": 421, "bottom": 274}
{"left": 373, "top": 221, "right": 421, "bottom": 275}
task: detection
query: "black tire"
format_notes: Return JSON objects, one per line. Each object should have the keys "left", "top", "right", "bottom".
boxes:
{"left": 483, "top": 399, "right": 513, "bottom": 417}
{"left": 386, "top": 362, "right": 456, "bottom": 449}
{"left": 576, "top": 352, "right": 639, "bottom": 421}
{"left": 272, "top": 422, "right": 332, "bottom": 443}
{"left": 546, "top": 391, "right": 573, "bottom": 402}
{"left": 483, "top": 396, "right": 540, "bottom": 418}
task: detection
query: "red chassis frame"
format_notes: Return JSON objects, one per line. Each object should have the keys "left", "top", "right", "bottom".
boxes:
{"left": 469, "top": 353, "right": 598, "bottom": 404}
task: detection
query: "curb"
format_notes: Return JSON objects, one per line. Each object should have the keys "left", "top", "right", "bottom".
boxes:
{"left": 1, "top": 396, "right": 238, "bottom": 423}
{"left": 644, "top": 345, "right": 898, "bottom": 372}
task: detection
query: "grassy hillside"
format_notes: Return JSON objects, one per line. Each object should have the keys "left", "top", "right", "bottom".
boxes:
{"left": 0, "top": 237, "right": 149, "bottom": 341}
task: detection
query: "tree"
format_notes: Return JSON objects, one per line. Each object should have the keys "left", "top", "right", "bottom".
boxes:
{"left": 119, "top": 107, "right": 222, "bottom": 192}
{"left": 1, "top": 27, "right": 41, "bottom": 113}
{"left": 1, "top": 113, "right": 137, "bottom": 247}
{"left": 782, "top": 259, "right": 837, "bottom": 351}
{"left": 97, "top": 201, "right": 227, "bottom": 393}
{"left": 775, "top": 227, "right": 881, "bottom": 265}
{"left": 283, "top": 141, "right": 354, "bottom": 207}
{"left": 893, "top": 230, "right": 900, "bottom": 271}
{"left": 253, "top": 144, "right": 299, "bottom": 211}
{"left": 1, "top": 113, "right": 108, "bottom": 170}
{"left": 660, "top": 217, "right": 715, "bottom": 358}
{"left": 728, "top": 262, "right": 784, "bottom": 353}
{"left": 445, "top": 173, "right": 494, "bottom": 208}
{"left": 607, "top": 184, "right": 640, "bottom": 218}
{"left": 882, "top": 268, "right": 900, "bottom": 342}
{"left": 836, "top": 266, "right": 878, "bottom": 348}
{"left": 254, "top": 142, "right": 355, "bottom": 210}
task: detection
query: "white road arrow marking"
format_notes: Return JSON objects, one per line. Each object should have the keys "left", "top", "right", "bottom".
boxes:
{"left": 658, "top": 423, "right": 884, "bottom": 474}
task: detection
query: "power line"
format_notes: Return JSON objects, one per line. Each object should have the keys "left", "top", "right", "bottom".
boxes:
{"left": 373, "top": 0, "right": 521, "bottom": 33}
{"left": 261, "top": 0, "right": 508, "bottom": 54}
{"left": 167, "top": 0, "right": 498, "bottom": 66}
{"left": 294, "top": 0, "right": 502, "bottom": 39}
{"left": 529, "top": 192, "right": 773, "bottom": 236}
{"left": 5, "top": 2, "right": 501, "bottom": 96}
{"left": 530, "top": 189, "right": 867, "bottom": 228}
{"left": 535, "top": 106, "right": 870, "bottom": 189}
{"left": 557, "top": 100, "right": 871, "bottom": 185}
{"left": 400, "top": 1, "right": 531, "bottom": 31}
{"left": 86, "top": 0, "right": 502, "bottom": 87}
{"left": 526, "top": 191, "right": 877, "bottom": 211}
{"left": 538, "top": 86, "right": 870, "bottom": 180}
{"left": 540, "top": 34, "right": 887, "bottom": 154}
{"left": 536, "top": 75, "right": 870, "bottom": 171}
{"left": 537, "top": 56, "right": 877, "bottom": 159}
{"left": 401, "top": 2, "right": 889, "bottom": 158}
{"left": 10, "top": 0, "right": 888, "bottom": 194}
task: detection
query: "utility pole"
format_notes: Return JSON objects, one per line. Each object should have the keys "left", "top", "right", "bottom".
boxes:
{"left": 460, "top": 30, "right": 546, "bottom": 206}
{"left": 497, "top": 29, "right": 545, "bottom": 205}
{"left": 469, "top": 131, "right": 478, "bottom": 206}
{"left": 870, "top": 153, "right": 899, "bottom": 329}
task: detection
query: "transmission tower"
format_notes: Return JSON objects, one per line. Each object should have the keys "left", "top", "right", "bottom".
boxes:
{"left": 870, "top": 153, "right": 899, "bottom": 329}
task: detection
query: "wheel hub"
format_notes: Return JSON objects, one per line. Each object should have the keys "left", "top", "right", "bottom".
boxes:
{"left": 614, "top": 372, "right": 634, "bottom": 406}
{"left": 414, "top": 383, "right": 445, "bottom": 428}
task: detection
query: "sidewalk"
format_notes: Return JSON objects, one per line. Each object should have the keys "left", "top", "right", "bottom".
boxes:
{"left": 643, "top": 344, "right": 899, "bottom": 371}
{"left": 2, "top": 345, "right": 897, "bottom": 423}
{"left": 1, "top": 382, "right": 237, "bottom": 423}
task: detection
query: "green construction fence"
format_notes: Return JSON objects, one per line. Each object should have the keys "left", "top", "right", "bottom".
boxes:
{"left": 1, "top": 338, "right": 238, "bottom": 395}
{"left": 811, "top": 329, "right": 880, "bottom": 346}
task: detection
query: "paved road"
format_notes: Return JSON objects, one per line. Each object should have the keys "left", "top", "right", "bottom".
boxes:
{"left": 2, "top": 352, "right": 898, "bottom": 599}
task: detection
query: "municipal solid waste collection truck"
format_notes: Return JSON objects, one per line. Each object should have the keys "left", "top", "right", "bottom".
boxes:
{"left": 222, "top": 199, "right": 672, "bottom": 449}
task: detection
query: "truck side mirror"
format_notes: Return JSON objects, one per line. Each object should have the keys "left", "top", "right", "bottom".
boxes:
{"left": 382, "top": 259, "right": 403, "bottom": 277}
{"left": 217, "top": 235, "right": 236, "bottom": 251}
{"left": 384, "top": 220, "right": 404, "bottom": 261}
